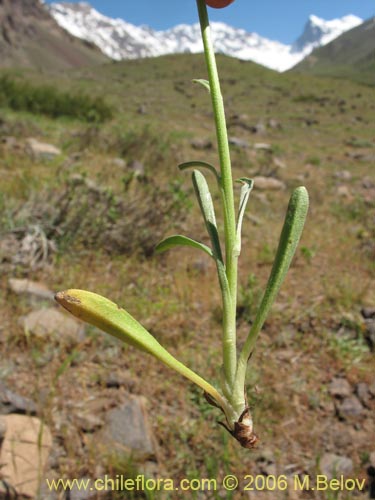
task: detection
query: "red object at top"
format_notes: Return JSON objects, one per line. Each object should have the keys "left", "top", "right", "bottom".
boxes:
{"left": 205, "top": 0, "right": 235, "bottom": 8}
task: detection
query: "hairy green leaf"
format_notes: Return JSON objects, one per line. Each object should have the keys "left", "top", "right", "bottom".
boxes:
{"left": 179, "top": 161, "right": 220, "bottom": 182}
{"left": 235, "top": 178, "right": 254, "bottom": 256}
{"left": 192, "top": 78, "right": 211, "bottom": 93}
{"left": 155, "top": 234, "right": 213, "bottom": 258}
{"left": 55, "top": 289, "right": 226, "bottom": 407}
{"left": 192, "top": 169, "right": 223, "bottom": 262}
{"left": 235, "top": 186, "right": 309, "bottom": 390}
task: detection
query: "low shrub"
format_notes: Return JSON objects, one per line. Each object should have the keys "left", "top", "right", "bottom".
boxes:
{"left": 0, "top": 75, "right": 113, "bottom": 123}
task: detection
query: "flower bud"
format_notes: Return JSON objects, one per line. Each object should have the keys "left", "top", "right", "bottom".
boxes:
{"left": 205, "top": 0, "right": 235, "bottom": 8}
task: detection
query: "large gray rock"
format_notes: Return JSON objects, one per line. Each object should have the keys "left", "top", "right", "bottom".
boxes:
{"left": 0, "top": 414, "right": 52, "bottom": 498}
{"left": 21, "top": 308, "right": 85, "bottom": 341}
{"left": 98, "top": 396, "right": 155, "bottom": 460}
{"left": 25, "top": 138, "right": 61, "bottom": 160}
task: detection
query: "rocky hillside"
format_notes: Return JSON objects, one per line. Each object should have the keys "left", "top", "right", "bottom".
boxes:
{"left": 291, "top": 17, "right": 375, "bottom": 85}
{"left": 0, "top": 0, "right": 108, "bottom": 70}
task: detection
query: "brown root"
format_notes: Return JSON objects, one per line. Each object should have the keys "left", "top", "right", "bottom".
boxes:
{"left": 204, "top": 391, "right": 259, "bottom": 449}
{"left": 218, "top": 407, "right": 259, "bottom": 449}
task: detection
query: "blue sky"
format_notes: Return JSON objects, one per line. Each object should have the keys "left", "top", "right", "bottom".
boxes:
{"left": 45, "top": 1, "right": 374, "bottom": 44}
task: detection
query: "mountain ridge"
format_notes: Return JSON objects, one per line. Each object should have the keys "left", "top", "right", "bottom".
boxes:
{"left": 0, "top": 0, "right": 108, "bottom": 70}
{"left": 47, "top": 2, "right": 363, "bottom": 72}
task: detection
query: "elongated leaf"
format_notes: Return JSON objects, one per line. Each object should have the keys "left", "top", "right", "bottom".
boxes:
{"left": 235, "top": 186, "right": 309, "bottom": 387}
{"left": 155, "top": 234, "right": 213, "bottom": 258}
{"left": 192, "top": 170, "right": 223, "bottom": 262}
{"left": 55, "top": 290, "right": 226, "bottom": 408}
{"left": 192, "top": 78, "right": 211, "bottom": 93}
{"left": 179, "top": 161, "right": 220, "bottom": 183}
{"left": 235, "top": 178, "right": 254, "bottom": 256}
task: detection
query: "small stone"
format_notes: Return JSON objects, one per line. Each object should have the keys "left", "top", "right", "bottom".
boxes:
{"left": 322, "top": 399, "right": 336, "bottom": 414}
{"left": 47, "top": 444, "right": 67, "bottom": 470}
{"left": 37, "top": 475, "right": 62, "bottom": 500}
{"left": 104, "top": 371, "right": 135, "bottom": 391}
{"left": 268, "top": 118, "right": 281, "bottom": 129}
{"left": 76, "top": 413, "right": 103, "bottom": 433}
{"left": 361, "top": 307, "right": 375, "bottom": 319}
{"left": 0, "top": 416, "right": 7, "bottom": 440}
{"left": 362, "top": 176, "right": 375, "bottom": 189}
{"left": 255, "top": 449, "right": 276, "bottom": 476}
{"left": 254, "top": 142, "right": 272, "bottom": 151}
{"left": 274, "top": 327, "right": 297, "bottom": 348}
{"left": 82, "top": 396, "right": 115, "bottom": 415}
{"left": 64, "top": 476, "right": 111, "bottom": 499}
{"left": 69, "top": 173, "right": 86, "bottom": 186}
{"left": 364, "top": 319, "right": 375, "bottom": 350}
{"left": 251, "top": 122, "right": 266, "bottom": 134}
{"left": 331, "top": 425, "right": 353, "bottom": 449}
{"left": 8, "top": 278, "right": 54, "bottom": 304}
{"left": 187, "top": 258, "right": 209, "bottom": 275}
{"left": 98, "top": 396, "right": 155, "bottom": 460}
{"left": 137, "top": 104, "right": 147, "bottom": 115}
{"left": 25, "top": 138, "right": 61, "bottom": 160}
{"left": 1, "top": 136, "right": 18, "bottom": 148}
{"left": 85, "top": 178, "right": 105, "bottom": 194}
{"left": 21, "top": 308, "right": 85, "bottom": 342}
{"left": 111, "top": 158, "right": 127, "bottom": 168}
{"left": 320, "top": 454, "right": 353, "bottom": 479}
{"left": 253, "top": 176, "right": 286, "bottom": 191}
{"left": 328, "top": 377, "right": 352, "bottom": 398}
{"left": 273, "top": 157, "right": 287, "bottom": 169}
{"left": 0, "top": 383, "right": 37, "bottom": 415}
{"left": 0, "top": 414, "right": 52, "bottom": 498}
{"left": 356, "top": 383, "right": 371, "bottom": 407}
{"left": 229, "top": 136, "right": 250, "bottom": 148}
{"left": 191, "top": 138, "right": 212, "bottom": 150}
{"left": 253, "top": 192, "right": 269, "bottom": 204}
{"left": 276, "top": 349, "right": 296, "bottom": 362}
{"left": 334, "top": 170, "right": 352, "bottom": 180}
{"left": 67, "top": 477, "right": 102, "bottom": 499}
{"left": 336, "top": 396, "right": 364, "bottom": 420}
{"left": 0, "top": 233, "right": 18, "bottom": 263}
{"left": 336, "top": 185, "right": 352, "bottom": 198}
{"left": 128, "top": 160, "right": 145, "bottom": 178}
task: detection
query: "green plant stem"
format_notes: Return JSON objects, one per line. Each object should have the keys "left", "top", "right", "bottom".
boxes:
{"left": 196, "top": 0, "right": 237, "bottom": 391}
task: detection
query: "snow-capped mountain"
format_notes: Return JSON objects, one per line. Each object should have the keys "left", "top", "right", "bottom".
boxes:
{"left": 47, "top": 2, "right": 363, "bottom": 72}
{"left": 292, "top": 14, "right": 363, "bottom": 53}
